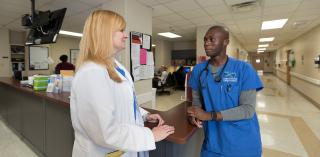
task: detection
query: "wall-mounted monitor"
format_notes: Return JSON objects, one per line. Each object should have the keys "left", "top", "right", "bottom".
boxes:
{"left": 25, "top": 8, "right": 67, "bottom": 45}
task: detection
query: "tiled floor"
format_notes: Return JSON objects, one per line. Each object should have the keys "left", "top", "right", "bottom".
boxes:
{"left": 0, "top": 74, "right": 320, "bottom": 157}
{"left": 0, "top": 119, "right": 38, "bottom": 157}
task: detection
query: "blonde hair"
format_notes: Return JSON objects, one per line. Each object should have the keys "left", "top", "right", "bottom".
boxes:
{"left": 77, "top": 10, "right": 126, "bottom": 83}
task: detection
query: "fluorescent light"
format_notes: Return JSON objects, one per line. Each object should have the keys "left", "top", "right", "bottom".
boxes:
{"left": 258, "top": 48, "right": 266, "bottom": 51}
{"left": 259, "top": 37, "right": 274, "bottom": 42}
{"left": 258, "top": 44, "right": 269, "bottom": 47}
{"left": 152, "top": 44, "right": 156, "bottom": 47}
{"left": 261, "top": 19, "right": 288, "bottom": 30}
{"left": 257, "top": 50, "right": 264, "bottom": 53}
{"left": 59, "top": 30, "right": 83, "bottom": 37}
{"left": 158, "top": 32, "right": 181, "bottom": 38}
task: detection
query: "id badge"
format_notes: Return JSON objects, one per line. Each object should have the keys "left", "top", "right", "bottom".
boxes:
{"left": 105, "top": 150, "right": 124, "bottom": 157}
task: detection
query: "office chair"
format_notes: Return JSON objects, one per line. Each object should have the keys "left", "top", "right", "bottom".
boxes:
{"left": 156, "top": 72, "right": 171, "bottom": 95}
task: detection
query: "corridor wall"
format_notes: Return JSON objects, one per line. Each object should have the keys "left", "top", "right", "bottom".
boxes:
{"left": 275, "top": 24, "right": 320, "bottom": 108}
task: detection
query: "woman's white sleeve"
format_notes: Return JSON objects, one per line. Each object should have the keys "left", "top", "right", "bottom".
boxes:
{"left": 74, "top": 69, "right": 155, "bottom": 152}
{"left": 139, "top": 107, "right": 150, "bottom": 122}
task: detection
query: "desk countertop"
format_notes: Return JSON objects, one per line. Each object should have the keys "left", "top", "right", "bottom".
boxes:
{"left": 0, "top": 77, "right": 198, "bottom": 144}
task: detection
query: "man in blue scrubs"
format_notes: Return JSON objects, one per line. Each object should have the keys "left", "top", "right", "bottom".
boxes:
{"left": 187, "top": 25, "right": 263, "bottom": 157}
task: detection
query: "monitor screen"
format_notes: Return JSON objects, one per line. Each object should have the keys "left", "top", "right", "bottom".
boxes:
{"left": 26, "top": 8, "right": 67, "bottom": 45}
{"left": 184, "top": 67, "right": 191, "bottom": 73}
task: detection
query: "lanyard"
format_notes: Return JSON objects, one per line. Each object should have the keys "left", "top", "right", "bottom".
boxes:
{"left": 115, "top": 67, "right": 138, "bottom": 120}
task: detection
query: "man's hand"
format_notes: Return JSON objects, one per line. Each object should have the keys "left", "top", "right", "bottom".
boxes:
{"left": 189, "top": 116, "right": 203, "bottom": 128}
{"left": 146, "top": 114, "right": 165, "bottom": 126}
{"left": 187, "top": 106, "right": 211, "bottom": 121}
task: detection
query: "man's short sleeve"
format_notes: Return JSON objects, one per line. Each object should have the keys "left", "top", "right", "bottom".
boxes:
{"left": 241, "top": 63, "right": 263, "bottom": 91}
{"left": 188, "top": 65, "right": 201, "bottom": 90}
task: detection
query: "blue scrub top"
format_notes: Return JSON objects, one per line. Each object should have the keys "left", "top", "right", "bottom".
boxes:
{"left": 189, "top": 57, "right": 263, "bottom": 157}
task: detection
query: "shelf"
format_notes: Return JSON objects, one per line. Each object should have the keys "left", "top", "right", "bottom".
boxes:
{"left": 11, "top": 53, "right": 25, "bottom": 55}
{"left": 10, "top": 44, "right": 25, "bottom": 46}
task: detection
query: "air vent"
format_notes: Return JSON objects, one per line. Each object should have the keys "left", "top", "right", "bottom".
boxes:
{"left": 225, "top": 0, "right": 259, "bottom": 12}
{"left": 292, "top": 20, "right": 308, "bottom": 29}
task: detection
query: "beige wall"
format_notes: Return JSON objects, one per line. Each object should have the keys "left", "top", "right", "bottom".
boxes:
{"left": 154, "top": 39, "right": 172, "bottom": 70}
{"left": 102, "top": 0, "right": 153, "bottom": 95}
{"left": 0, "top": 29, "right": 11, "bottom": 77}
{"left": 196, "top": 25, "right": 247, "bottom": 62}
{"left": 275, "top": 24, "right": 320, "bottom": 107}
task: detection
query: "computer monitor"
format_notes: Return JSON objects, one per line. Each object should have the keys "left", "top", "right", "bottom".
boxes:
{"left": 25, "top": 8, "right": 67, "bottom": 45}
{"left": 13, "top": 71, "right": 22, "bottom": 80}
{"left": 184, "top": 67, "right": 191, "bottom": 73}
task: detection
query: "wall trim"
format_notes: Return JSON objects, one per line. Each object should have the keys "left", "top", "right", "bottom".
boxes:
{"left": 276, "top": 68, "right": 286, "bottom": 73}
{"left": 275, "top": 73, "right": 287, "bottom": 83}
{"left": 290, "top": 72, "right": 320, "bottom": 86}
{"left": 290, "top": 85, "right": 320, "bottom": 110}
{"left": 273, "top": 74, "right": 320, "bottom": 110}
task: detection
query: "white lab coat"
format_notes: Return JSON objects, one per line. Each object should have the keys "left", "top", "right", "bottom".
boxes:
{"left": 70, "top": 60, "right": 156, "bottom": 157}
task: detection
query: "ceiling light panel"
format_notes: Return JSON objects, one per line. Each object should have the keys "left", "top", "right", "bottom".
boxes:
{"left": 258, "top": 44, "right": 269, "bottom": 47}
{"left": 158, "top": 32, "right": 182, "bottom": 38}
{"left": 259, "top": 37, "right": 274, "bottom": 42}
{"left": 261, "top": 19, "right": 288, "bottom": 30}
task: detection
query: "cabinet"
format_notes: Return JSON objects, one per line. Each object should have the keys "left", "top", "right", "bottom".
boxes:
{"left": 10, "top": 44, "right": 25, "bottom": 71}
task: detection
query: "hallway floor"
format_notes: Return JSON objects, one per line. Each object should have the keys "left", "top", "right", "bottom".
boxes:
{"left": 0, "top": 74, "right": 319, "bottom": 157}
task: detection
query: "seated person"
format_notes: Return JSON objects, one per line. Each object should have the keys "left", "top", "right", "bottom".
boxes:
{"left": 158, "top": 65, "right": 168, "bottom": 86}
{"left": 152, "top": 65, "right": 168, "bottom": 88}
{"left": 55, "top": 55, "right": 75, "bottom": 74}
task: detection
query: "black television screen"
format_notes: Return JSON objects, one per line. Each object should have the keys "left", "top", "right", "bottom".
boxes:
{"left": 26, "top": 8, "right": 67, "bottom": 45}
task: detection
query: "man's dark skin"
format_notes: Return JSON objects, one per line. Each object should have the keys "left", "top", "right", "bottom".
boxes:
{"left": 187, "top": 26, "right": 229, "bottom": 127}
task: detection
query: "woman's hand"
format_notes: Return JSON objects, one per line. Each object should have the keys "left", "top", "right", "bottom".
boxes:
{"left": 146, "top": 114, "right": 164, "bottom": 126}
{"left": 152, "top": 125, "right": 175, "bottom": 142}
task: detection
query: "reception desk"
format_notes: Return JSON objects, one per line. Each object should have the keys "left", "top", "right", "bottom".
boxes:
{"left": 0, "top": 77, "right": 202, "bottom": 157}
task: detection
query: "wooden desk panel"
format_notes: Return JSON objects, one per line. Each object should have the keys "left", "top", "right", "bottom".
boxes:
{"left": 144, "top": 101, "right": 198, "bottom": 144}
{"left": 0, "top": 77, "right": 198, "bottom": 145}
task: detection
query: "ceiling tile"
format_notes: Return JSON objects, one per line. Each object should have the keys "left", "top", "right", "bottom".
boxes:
{"left": 152, "top": 18, "right": 167, "bottom": 25}
{"left": 263, "top": 0, "right": 303, "bottom": 8}
{"left": 178, "top": 9, "right": 208, "bottom": 19}
{"left": 156, "top": 13, "right": 184, "bottom": 23}
{"left": 165, "top": 0, "right": 201, "bottom": 12}
{"left": 194, "top": 0, "right": 226, "bottom": 7}
{"left": 171, "top": 19, "right": 194, "bottom": 27}
{"left": 203, "top": 4, "right": 230, "bottom": 16}
{"left": 233, "top": 8, "right": 261, "bottom": 20}
{"left": 294, "top": 7, "right": 320, "bottom": 18}
{"left": 263, "top": 3, "right": 300, "bottom": 16}
{"left": 152, "top": 5, "right": 174, "bottom": 17}
{"left": 189, "top": 17, "right": 215, "bottom": 26}
{"left": 212, "top": 13, "right": 234, "bottom": 21}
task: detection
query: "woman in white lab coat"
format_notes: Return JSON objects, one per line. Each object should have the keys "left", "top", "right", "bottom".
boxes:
{"left": 70, "top": 10, "right": 175, "bottom": 157}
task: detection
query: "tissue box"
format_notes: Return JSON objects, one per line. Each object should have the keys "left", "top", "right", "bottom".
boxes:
{"left": 62, "top": 76, "right": 73, "bottom": 92}
{"left": 33, "top": 76, "right": 49, "bottom": 91}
